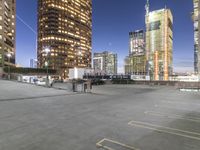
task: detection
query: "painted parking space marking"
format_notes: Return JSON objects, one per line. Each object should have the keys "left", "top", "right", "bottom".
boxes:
{"left": 154, "top": 104, "right": 196, "bottom": 112}
{"left": 128, "top": 120, "right": 200, "bottom": 141}
{"left": 162, "top": 100, "right": 200, "bottom": 106}
{"left": 96, "top": 138, "right": 139, "bottom": 150}
{"left": 144, "top": 111, "right": 200, "bottom": 123}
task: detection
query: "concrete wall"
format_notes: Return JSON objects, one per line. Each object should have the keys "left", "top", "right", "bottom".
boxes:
{"left": 176, "top": 82, "right": 200, "bottom": 89}
{"left": 133, "top": 80, "right": 200, "bottom": 88}
{"left": 106, "top": 79, "right": 200, "bottom": 89}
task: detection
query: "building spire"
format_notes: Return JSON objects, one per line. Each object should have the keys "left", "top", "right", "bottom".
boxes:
{"left": 145, "top": 0, "right": 149, "bottom": 15}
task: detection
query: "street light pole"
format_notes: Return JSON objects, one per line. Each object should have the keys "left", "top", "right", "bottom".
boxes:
{"left": 44, "top": 47, "right": 50, "bottom": 87}
{"left": 7, "top": 53, "right": 12, "bottom": 80}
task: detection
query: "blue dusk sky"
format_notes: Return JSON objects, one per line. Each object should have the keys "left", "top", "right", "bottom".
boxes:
{"left": 16, "top": 0, "right": 194, "bottom": 73}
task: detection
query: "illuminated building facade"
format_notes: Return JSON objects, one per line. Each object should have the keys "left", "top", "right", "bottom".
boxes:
{"left": 37, "top": 0, "right": 92, "bottom": 78}
{"left": 145, "top": 6, "right": 173, "bottom": 80}
{"left": 93, "top": 51, "right": 117, "bottom": 75}
{"left": 193, "top": 0, "right": 200, "bottom": 73}
{"left": 0, "top": 0, "right": 16, "bottom": 72}
{"left": 125, "top": 30, "right": 146, "bottom": 75}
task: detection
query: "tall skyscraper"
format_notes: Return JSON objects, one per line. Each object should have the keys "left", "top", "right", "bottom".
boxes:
{"left": 125, "top": 30, "right": 146, "bottom": 75}
{"left": 193, "top": 0, "right": 200, "bottom": 73}
{"left": 145, "top": 1, "right": 173, "bottom": 81}
{"left": 93, "top": 51, "right": 117, "bottom": 75}
{"left": 0, "top": 0, "right": 16, "bottom": 75}
{"left": 37, "top": 0, "right": 92, "bottom": 78}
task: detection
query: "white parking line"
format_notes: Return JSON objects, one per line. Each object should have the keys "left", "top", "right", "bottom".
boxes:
{"left": 154, "top": 104, "right": 196, "bottom": 112}
{"left": 144, "top": 111, "right": 200, "bottom": 123}
{"left": 128, "top": 120, "right": 200, "bottom": 141}
{"left": 162, "top": 100, "right": 200, "bottom": 106}
{"left": 96, "top": 138, "right": 139, "bottom": 150}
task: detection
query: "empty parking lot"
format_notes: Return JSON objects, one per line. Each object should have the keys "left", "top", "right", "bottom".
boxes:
{"left": 0, "top": 80, "right": 200, "bottom": 150}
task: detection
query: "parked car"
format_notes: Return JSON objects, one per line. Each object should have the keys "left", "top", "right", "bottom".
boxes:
{"left": 36, "top": 78, "right": 54, "bottom": 86}
{"left": 91, "top": 79, "right": 105, "bottom": 85}
{"left": 36, "top": 80, "right": 46, "bottom": 86}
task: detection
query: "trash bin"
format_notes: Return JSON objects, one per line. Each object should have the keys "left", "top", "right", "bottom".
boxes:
{"left": 84, "top": 83, "right": 87, "bottom": 92}
{"left": 72, "top": 81, "right": 77, "bottom": 92}
{"left": 72, "top": 81, "right": 83, "bottom": 92}
{"left": 83, "top": 81, "right": 92, "bottom": 93}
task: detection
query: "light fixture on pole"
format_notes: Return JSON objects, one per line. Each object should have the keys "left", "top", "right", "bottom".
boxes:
{"left": 7, "top": 53, "right": 12, "bottom": 80}
{"left": 44, "top": 47, "right": 50, "bottom": 87}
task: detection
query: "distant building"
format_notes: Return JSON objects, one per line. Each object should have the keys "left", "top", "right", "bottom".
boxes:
{"left": 193, "top": 0, "right": 200, "bottom": 73}
{"left": 129, "top": 30, "right": 145, "bottom": 55}
{"left": 93, "top": 51, "right": 117, "bottom": 75}
{"left": 30, "top": 59, "right": 37, "bottom": 68}
{"left": 37, "top": 0, "right": 92, "bottom": 79}
{"left": 69, "top": 68, "right": 93, "bottom": 79}
{"left": 125, "top": 30, "right": 146, "bottom": 75}
{"left": 145, "top": 1, "right": 173, "bottom": 80}
{"left": 0, "top": 0, "right": 16, "bottom": 73}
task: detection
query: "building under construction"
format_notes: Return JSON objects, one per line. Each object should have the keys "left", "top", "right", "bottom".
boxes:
{"left": 145, "top": 0, "right": 173, "bottom": 81}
